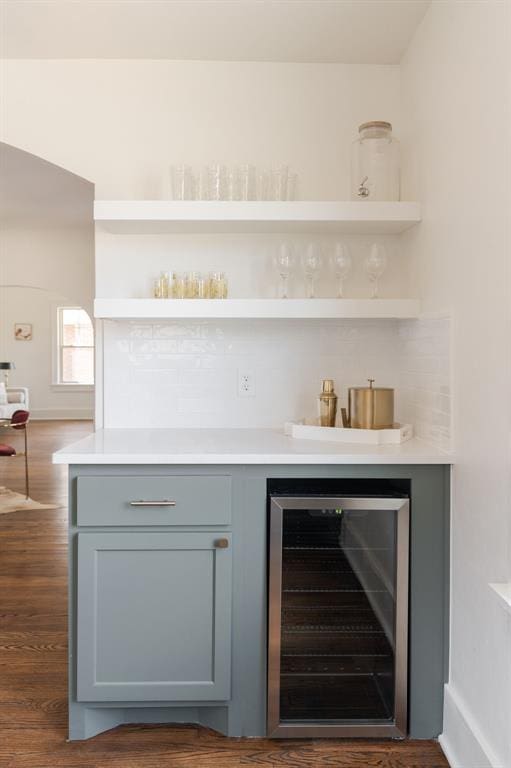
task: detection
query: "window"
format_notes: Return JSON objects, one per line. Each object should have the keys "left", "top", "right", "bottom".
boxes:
{"left": 56, "top": 307, "right": 94, "bottom": 385}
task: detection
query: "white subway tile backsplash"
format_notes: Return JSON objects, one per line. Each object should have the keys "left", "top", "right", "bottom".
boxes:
{"left": 102, "top": 316, "right": 452, "bottom": 451}
{"left": 397, "top": 317, "right": 451, "bottom": 450}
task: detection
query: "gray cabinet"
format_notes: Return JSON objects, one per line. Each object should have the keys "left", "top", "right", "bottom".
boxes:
{"left": 76, "top": 531, "right": 232, "bottom": 702}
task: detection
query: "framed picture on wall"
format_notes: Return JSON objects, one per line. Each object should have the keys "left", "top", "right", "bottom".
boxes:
{"left": 14, "top": 323, "right": 33, "bottom": 341}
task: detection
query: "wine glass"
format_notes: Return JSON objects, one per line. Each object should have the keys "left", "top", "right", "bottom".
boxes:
{"left": 330, "top": 242, "right": 352, "bottom": 298}
{"left": 302, "top": 242, "right": 323, "bottom": 298}
{"left": 273, "top": 242, "right": 295, "bottom": 299}
{"left": 365, "top": 243, "right": 387, "bottom": 298}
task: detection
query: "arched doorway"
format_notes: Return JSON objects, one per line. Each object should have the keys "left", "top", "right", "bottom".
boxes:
{"left": 0, "top": 142, "right": 95, "bottom": 421}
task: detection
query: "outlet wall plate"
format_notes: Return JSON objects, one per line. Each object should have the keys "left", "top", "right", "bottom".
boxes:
{"left": 238, "top": 371, "right": 255, "bottom": 397}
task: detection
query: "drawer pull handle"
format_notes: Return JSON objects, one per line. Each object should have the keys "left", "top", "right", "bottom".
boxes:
{"left": 214, "top": 538, "right": 229, "bottom": 549}
{"left": 129, "top": 500, "right": 177, "bottom": 507}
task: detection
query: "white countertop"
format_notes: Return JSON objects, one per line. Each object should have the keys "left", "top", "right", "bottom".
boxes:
{"left": 52, "top": 428, "right": 453, "bottom": 465}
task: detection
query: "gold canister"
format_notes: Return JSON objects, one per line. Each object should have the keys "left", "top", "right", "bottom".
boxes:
{"left": 318, "top": 379, "right": 338, "bottom": 427}
{"left": 346, "top": 379, "right": 394, "bottom": 429}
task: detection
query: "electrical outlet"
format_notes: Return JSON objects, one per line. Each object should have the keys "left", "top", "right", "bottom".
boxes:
{"left": 238, "top": 370, "right": 255, "bottom": 397}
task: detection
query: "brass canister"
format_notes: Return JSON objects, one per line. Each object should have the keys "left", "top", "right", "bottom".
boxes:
{"left": 347, "top": 379, "right": 394, "bottom": 429}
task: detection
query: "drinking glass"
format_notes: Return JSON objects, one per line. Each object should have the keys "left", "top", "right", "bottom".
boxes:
{"left": 197, "top": 273, "right": 209, "bottom": 299}
{"left": 153, "top": 278, "right": 164, "bottom": 299}
{"left": 270, "top": 165, "right": 289, "bottom": 201}
{"left": 196, "top": 166, "right": 209, "bottom": 200}
{"left": 365, "top": 242, "right": 388, "bottom": 298}
{"left": 302, "top": 242, "right": 323, "bottom": 298}
{"left": 208, "top": 165, "right": 227, "bottom": 201}
{"left": 238, "top": 164, "right": 256, "bottom": 200}
{"left": 273, "top": 242, "right": 295, "bottom": 299}
{"left": 170, "top": 165, "right": 192, "bottom": 200}
{"left": 173, "top": 273, "right": 186, "bottom": 299}
{"left": 208, "top": 271, "right": 222, "bottom": 299}
{"left": 256, "top": 170, "right": 270, "bottom": 201}
{"left": 219, "top": 272, "right": 228, "bottom": 299}
{"left": 208, "top": 272, "right": 229, "bottom": 299}
{"left": 226, "top": 169, "right": 239, "bottom": 201}
{"left": 330, "top": 242, "right": 352, "bottom": 298}
{"left": 286, "top": 172, "right": 297, "bottom": 201}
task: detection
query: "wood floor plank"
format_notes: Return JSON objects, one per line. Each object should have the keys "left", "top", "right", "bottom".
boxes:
{"left": 0, "top": 421, "right": 450, "bottom": 768}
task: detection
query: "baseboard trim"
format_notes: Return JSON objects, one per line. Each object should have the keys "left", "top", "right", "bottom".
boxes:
{"left": 440, "top": 684, "right": 505, "bottom": 768}
{"left": 30, "top": 409, "right": 94, "bottom": 421}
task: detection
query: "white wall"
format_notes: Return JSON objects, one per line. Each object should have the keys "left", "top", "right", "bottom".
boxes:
{"left": 0, "top": 59, "right": 401, "bottom": 200}
{"left": 401, "top": 2, "right": 511, "bottom": 766}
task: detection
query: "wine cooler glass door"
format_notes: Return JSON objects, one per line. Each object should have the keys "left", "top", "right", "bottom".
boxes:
{"left": 268, "top": 496, "right": 409, "bottom": 738}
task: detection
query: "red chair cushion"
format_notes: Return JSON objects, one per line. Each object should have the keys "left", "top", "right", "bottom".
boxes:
{"left": 0, "top": 444, "right": 16, "bottom": 456}
{"left": 11, "top": 410, "right": 29, "bottom": 430}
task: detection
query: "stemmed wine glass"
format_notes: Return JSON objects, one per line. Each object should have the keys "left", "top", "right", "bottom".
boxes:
{"left": 302, "top": 242, "right": 323, "bottom": 298}
{"left": 365, "top": 243, "right": 388, "bottom": 298}
{"left": 273, "top": 242, "right": 295, "bottom": 299}
{"left": 330, "top": 242, "right": 352, "bottom": 298}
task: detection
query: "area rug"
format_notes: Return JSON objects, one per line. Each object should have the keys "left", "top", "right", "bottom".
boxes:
{"left": 0, "top": 486, "right": 57, "bottom": 514}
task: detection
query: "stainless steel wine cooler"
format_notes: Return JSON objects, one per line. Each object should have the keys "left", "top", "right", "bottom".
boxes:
{"left": 268, "top": 495, "right": 410, "bottom": 738}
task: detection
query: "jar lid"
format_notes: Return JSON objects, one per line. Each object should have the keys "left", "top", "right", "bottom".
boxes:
{"left": 359, "top": 121, "right": 392, "bottom": 133}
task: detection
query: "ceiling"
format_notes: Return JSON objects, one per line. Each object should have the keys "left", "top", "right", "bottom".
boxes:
{"left": 0, "top": 0, "right": 430, "bottom": 64}
{"left": 0, "top": 143, "right": 93, "bottom": 228}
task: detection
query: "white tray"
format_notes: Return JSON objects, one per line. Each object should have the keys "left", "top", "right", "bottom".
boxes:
{"left": 284, "top": 420, "right": 414, "bottom": 445}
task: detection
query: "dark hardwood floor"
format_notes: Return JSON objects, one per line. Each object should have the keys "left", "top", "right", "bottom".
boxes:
{"left": 0, "top": 421, "right": 450, "bottom": 767}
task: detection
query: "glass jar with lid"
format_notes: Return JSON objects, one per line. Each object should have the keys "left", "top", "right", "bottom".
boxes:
{"left": 351, "top": 121, "right": 400, "bottom": 201}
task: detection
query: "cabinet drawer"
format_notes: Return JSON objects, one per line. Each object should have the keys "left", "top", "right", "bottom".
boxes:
{"left": 77, "top": 475, "right": 231, "bottom": 527}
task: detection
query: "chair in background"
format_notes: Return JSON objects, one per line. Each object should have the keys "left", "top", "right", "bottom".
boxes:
{"left": 0, "top": 387, "right": 30, "bottom": 420}
{"left": 0, "top": 410, "right": 30, "bottom": 499}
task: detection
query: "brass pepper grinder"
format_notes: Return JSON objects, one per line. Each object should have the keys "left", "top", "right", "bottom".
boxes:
{"left": 318, "top": 379, "right": 338, "bottom": 427}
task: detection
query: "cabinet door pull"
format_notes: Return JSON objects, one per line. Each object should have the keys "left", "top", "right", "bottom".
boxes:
{"left": 129, "top": 500, "right": 177, "bottom": 507}
{"left": 214, "top": 538, "right": 229, "bottom": 549}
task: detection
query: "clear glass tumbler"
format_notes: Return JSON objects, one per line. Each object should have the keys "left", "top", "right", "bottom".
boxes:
{"left": 208, "top": 165, "right": 227, "bottom": 201}
{"left": 256, "top": 170, "right": 270, "bottom": 201}
{"left": 170, "top": 165, "right": 193, "bottom": 200}
{"left": 226, "top": 169, "right": 239, "bottom": 201}
{"left": 270, "top": 165, "right": 289, "bottom": 201}
{"left": 238, "top": 164, "right": 256, "bottom": 200}
{"left": 196, "top": 167, "right": 210, "bottom": 200}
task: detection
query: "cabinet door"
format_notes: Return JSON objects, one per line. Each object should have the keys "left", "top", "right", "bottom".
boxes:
{"left": 76, "top": 532, "right": 232, "bottom": 702}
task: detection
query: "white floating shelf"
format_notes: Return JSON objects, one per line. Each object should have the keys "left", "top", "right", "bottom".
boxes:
{"left": 94, "top": 200, "right": 421, "bottom": 235}
{"left": 94, "top": 298, "right": 420, "bottom": 320}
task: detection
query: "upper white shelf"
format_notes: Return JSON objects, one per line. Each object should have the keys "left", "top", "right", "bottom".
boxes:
{"left": 94, "top": 200, "right": 421, "bottom": 235}
{"left": 94, "top": 298, "right": 420, "bottom": 320}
